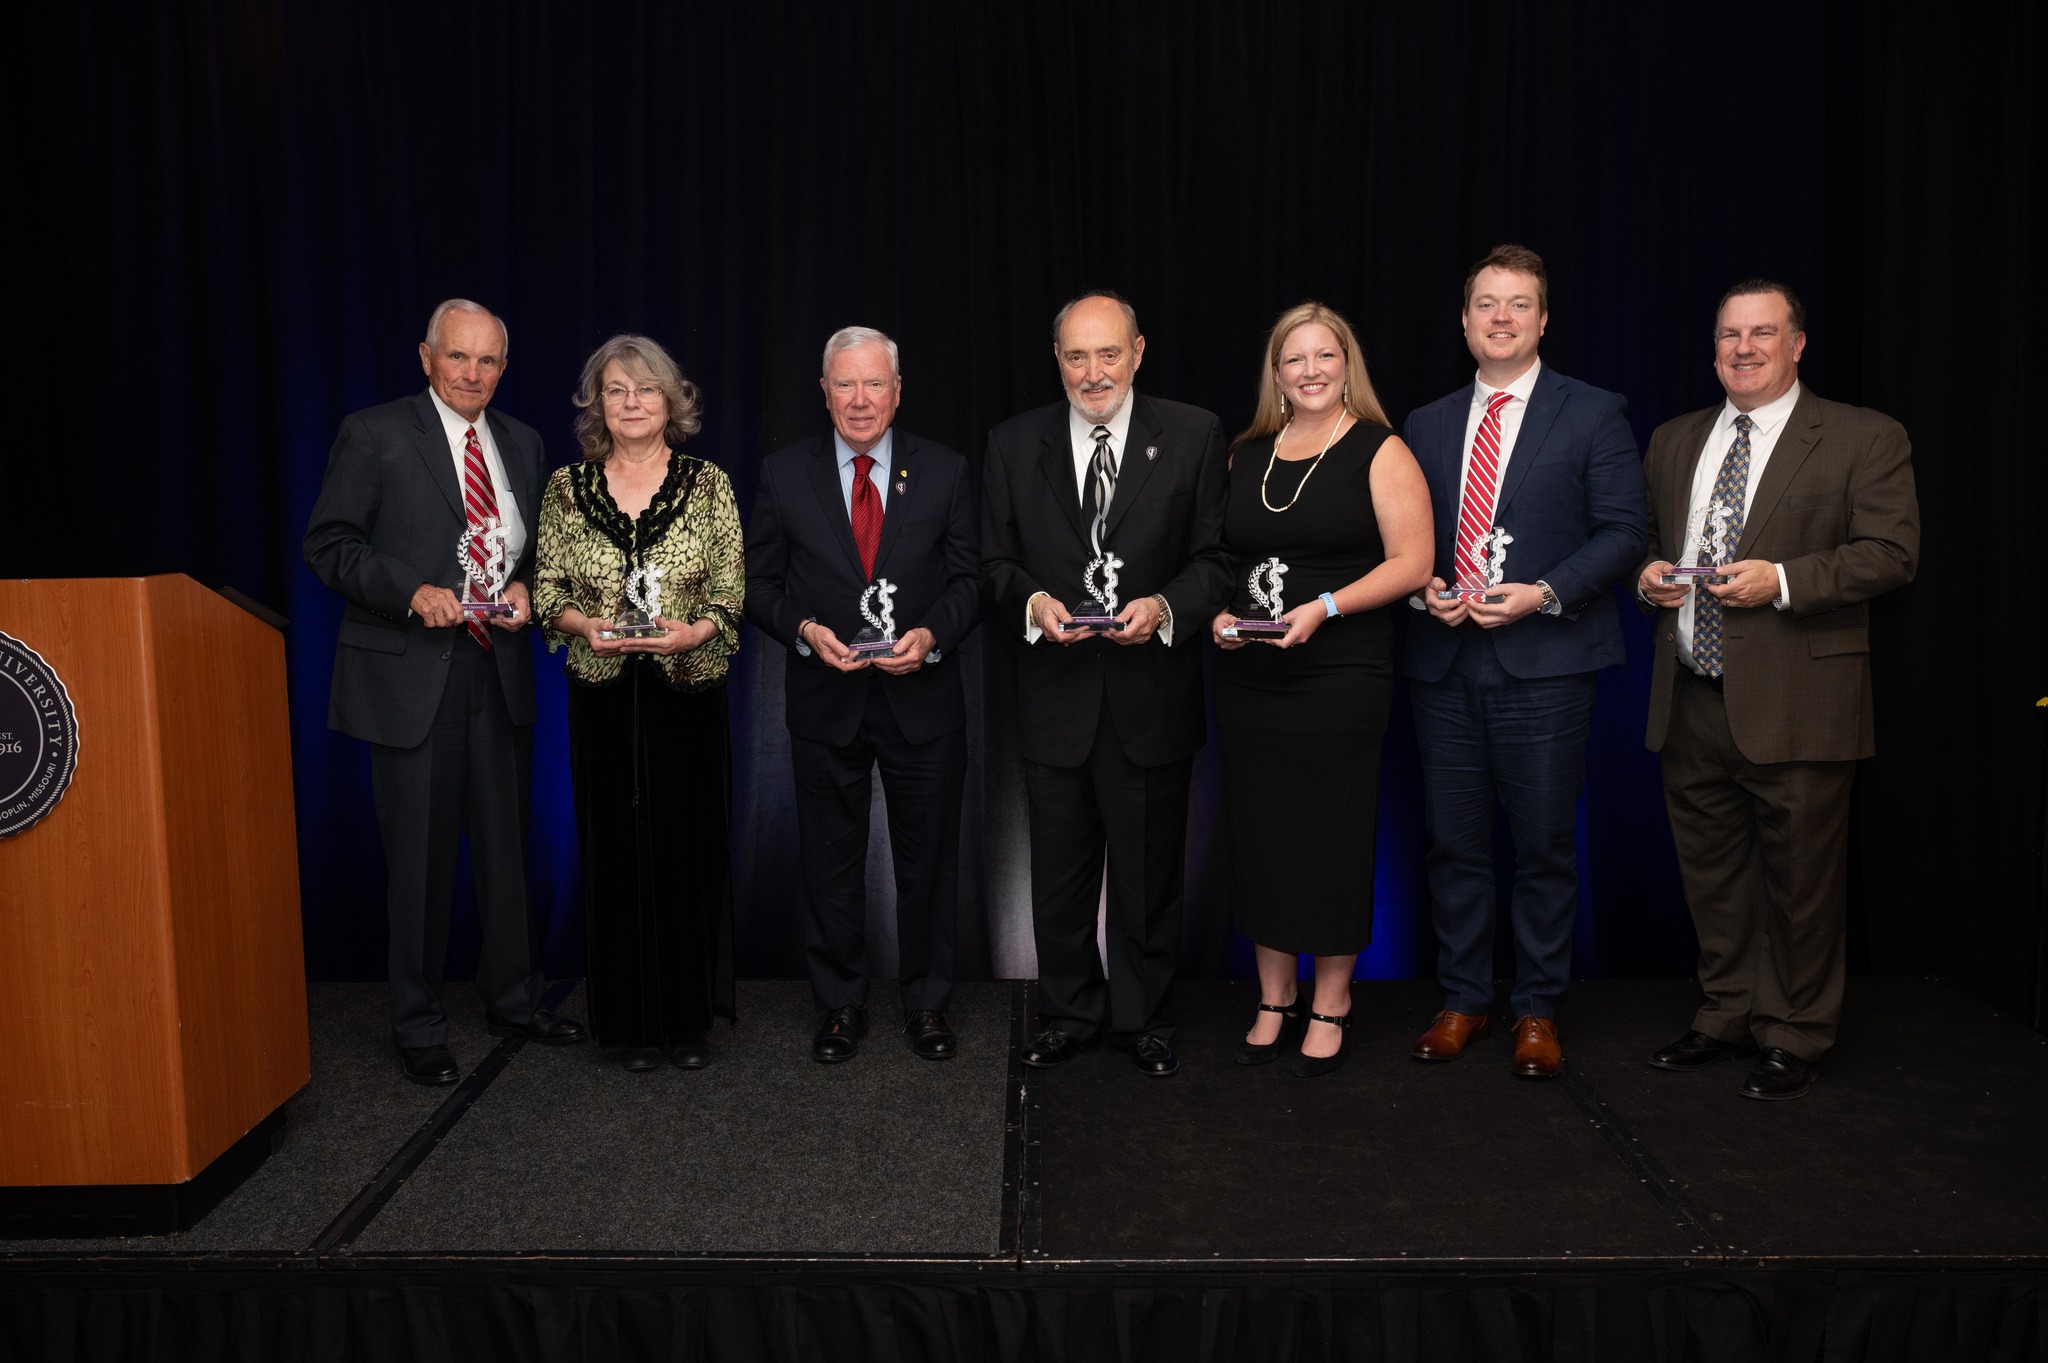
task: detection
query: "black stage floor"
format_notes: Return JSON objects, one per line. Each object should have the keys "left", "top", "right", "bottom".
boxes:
{"left": 6, "top": 977, "right": 2044, "bottom": 1361}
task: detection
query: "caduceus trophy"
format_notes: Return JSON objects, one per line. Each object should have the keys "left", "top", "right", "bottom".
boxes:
{"left": 457, "top": 517, "right": 516, "bottom": 618}
{"left": 849, "top": 577, "right": 900, "bottom": 658}
{"left": 600, "top": 561, "right": 668, "bottom": 640}
{"left": 1659, "top": 500, "right": 1740, "bottom": 585}
{"left": 1436, "top": 527, "right": 1513, "bottom": 604}
{"left": 1223, "top": 556, "right": 1291, "bottom": 639}
{"left": 1068, "top": 552, "right": 1127, "bottom": 632}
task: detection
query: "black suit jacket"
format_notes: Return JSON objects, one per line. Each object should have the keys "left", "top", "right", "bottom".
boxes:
{"left": 981, "top": 391, "right": 1231, "bottom": 768}
{"left": 303, "top": 389, "right": 545, "bottom": 748}
{"left": 745, "top": 427, "right": 981, "bottom": 747}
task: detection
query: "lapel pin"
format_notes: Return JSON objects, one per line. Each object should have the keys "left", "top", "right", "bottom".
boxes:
{"left": 1146, "top": 445, "right": 1159, "bottom": 461}
{"left": 894, "top": 481, "right": 907, "bottom": 494}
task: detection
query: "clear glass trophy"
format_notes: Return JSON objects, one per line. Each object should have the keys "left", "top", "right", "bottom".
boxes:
{"left": 1436, "top": 527, "right": 1513, "bottom": 604}
{"left": 1223, "top": 556, "right": 1291, "bottom": 639}
{"left": 1660, "top": 501, "right": 1740, "bottom": 585}
{"left": 600, "top": 561, "right": 668, "bottom": 640}
{"left": 1068, "top": 552, "right": 1127, "bottom": 633}
{"left": 457, "top": 517, "right": 516, "bottom": 618}
{"left": 849, "top": 578, "right": 900, "bottom": 658}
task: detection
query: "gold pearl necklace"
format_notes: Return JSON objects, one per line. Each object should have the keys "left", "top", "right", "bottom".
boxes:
{"left": 1260, "top": 414, "right": 1349, "bottom": 512}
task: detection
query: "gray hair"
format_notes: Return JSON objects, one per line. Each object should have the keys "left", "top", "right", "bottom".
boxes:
{"left": 1050, "top": 291, "right": 1140, "bottom": 349}
{"left": 570, "top": 334, "right": 702, "bottom": 462}
{"left": 821, "top": 325, "right": 900, "bottom": 378}
{"left": 424, "top": 298, "right": 510, "bottom": 361}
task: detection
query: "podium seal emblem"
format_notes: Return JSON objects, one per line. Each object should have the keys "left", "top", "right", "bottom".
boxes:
{"left": 0, "top": 631, "right": 80, "bottom": 838}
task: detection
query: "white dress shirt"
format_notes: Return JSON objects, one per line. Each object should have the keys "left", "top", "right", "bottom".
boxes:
{"left": 1455, "top": 357, "right": 1544, "bottom": 500}
{"left": 429, "top": 389, "right": 526, "bottom": 567}
{"left": 1022, "top": 397, "right": 1174, "bottom": 644}
{"left": 1675, "top": 382, "right": 1799, "bottom": 670}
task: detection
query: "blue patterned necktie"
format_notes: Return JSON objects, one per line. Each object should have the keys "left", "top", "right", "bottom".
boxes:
{"left": 1690, "top": 413, "right": 1754, "bottom": 677}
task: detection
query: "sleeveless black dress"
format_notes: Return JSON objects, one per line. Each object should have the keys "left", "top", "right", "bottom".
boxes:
{"left": 1216, "top": 422, "right": 1396, "bottom": 955}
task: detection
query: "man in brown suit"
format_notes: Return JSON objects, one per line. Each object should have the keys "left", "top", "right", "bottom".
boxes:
{"left": 1637, "top": 279, "right": 1918, "bottom": 1100}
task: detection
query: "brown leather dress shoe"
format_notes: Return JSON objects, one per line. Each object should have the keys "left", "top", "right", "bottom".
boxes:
{"left": 1412, "top": 1009, "right": 1494, "bottom": 1061}
{"left": 1510, "top": 1016, "right": 1563, "bottom": 1079}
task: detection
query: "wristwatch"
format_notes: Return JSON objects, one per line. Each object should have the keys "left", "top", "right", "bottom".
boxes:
{"left": 1535, "top": 581, "right": 1560, "bottom": 616}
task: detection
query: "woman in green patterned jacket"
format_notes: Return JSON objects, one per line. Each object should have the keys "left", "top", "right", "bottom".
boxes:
{"left": 534, "top": 334, "right": 744, "bottom": 1072}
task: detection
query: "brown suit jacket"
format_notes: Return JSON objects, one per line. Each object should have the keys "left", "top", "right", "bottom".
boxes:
{"left": 1640, "top": 386, "right": 1919, "bottom": 764}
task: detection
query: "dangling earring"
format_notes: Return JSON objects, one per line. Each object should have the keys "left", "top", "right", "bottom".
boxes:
{"left": 1342, "top": 382, "right": 1350, "bottom": 407}
{"left": 1279, "top": 391, "right": 1289, "bottom": 418}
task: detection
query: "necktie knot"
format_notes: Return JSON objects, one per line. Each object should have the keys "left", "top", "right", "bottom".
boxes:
{"left": 853, "top": 453, "right": 875, "bottom": 479}
{"left": 1486, "top": 390, "right": 1512, "bottom": 417}
{"left": 1733, "top": 413, "right": 1753, "bottom": 434}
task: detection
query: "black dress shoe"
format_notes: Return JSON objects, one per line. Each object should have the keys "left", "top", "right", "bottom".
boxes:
{"left": 1022, "top": 1027, "right": 1087, "bottom": 1068}
{"left": 904, "top": 1010, "right": 956, "bottom": 1060}
{"left": 487, "top": 1009, "right": 589, "bottom": 1045}
{"left": 621, "top": 1047, "right": 663, "bottom": 1072}
{"left": 1289, "top": 1010, "right": 1351, "bottom": 1079}
{"left": 671, "top": 1034, "right": 713, "bottom": 1069}
{"left": 1648, "top": 1029, "right": 1755, "bottom": 1072}
{"left": 1740, "top": 1046, "right": 1815, "bottom": 1101}
{"left": 812, "top": 1005, "right": 868, "bottom": 1063}
{"left": 1131, "top": 1034, "right": 1179, "bottom": 1077}
{"left": 1234, "top": 987, "right": 1308, "bottom": 1066}
{"left": 397, "top": 1043, "right": 459, "bottom": 1085}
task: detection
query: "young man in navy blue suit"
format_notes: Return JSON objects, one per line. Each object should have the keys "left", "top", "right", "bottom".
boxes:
{"left": 746, "top": 327, "right": 982, "bottom": 1063}
{"left": 1402, "top": 247, "right": 1648, "bottom": 1078}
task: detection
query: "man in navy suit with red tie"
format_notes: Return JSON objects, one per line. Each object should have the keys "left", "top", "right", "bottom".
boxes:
{"left": 1403, "top": 246, "right": 1648, "bottom": 1079}
{"left": 746, "top": 326, "right": 982, "bottom": 1063}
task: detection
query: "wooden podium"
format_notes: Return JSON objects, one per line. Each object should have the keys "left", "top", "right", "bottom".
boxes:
{"left": 0, "top": 575, "right": 309, "bottom": 1234}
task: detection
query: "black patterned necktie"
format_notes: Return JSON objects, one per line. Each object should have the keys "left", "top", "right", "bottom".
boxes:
{"left": 1691, "top": 413, "right": 1754, "bottom": 677}
{"left": 1088, "top": 424, "right": 1117, "bottom": 554}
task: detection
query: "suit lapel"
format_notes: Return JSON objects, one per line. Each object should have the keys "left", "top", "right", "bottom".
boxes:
{"left": 805, "top": 435, "right": 868, "bottom": 579}
{"left": 1037, "top": 408, "right": 1090, "bottom": 546}
{"left": 871, "top": 433, "right": 920, "bottom": 575}
{"left": 1736, "top": 388, "right": 1821, "bottom": 554}
{"left": 483, "top": 408, "right": 537, "bottom": 541}
{"left": 1494, "top": 370, "right": 1563, "bottom": 515}
{"left": 411, "top": 390, "right": 465, "bottom": 521}
{"left": 1670, "top": 408, "right": 1720, "bottom": 552}
{"left": 1102, "top": 392, "right": 1162, "bottom": 543}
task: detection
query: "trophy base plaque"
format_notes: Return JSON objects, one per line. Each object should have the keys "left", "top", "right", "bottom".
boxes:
{"left": 1222, "top": 618, "right": 1289, "bottom": 639}
{"left": 1659, "top": 568, "right": 1728, "bottom": 585}
{"left": 462, "top": 601, "right": 516, "bottom": 617}
{"left": 1065, "top": 613, "right": 1126, "bottom": 633}
{"left": 599, "top": 611, "right": 665, "bottom": 641}
{"left": 848, "top": 630, "right": 899, "bottom": 659}
{"left": 1436, "top": 589, "right": 1506, "bottom": 604}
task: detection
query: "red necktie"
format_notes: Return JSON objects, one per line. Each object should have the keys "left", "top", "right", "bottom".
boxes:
{"left": 461, "top": 424, "right": 497, "bottom": 649}
{"left": 1452, "top": 390, "right": 1515, "bottom": 588}
{"left": 851, "top": 453, "right": 882, "bottom": 580}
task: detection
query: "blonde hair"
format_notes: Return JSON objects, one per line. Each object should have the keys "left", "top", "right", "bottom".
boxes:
{"left": 571, "top": 334, "right": 702, "bottom": 462}
{"left": 1233, "top": 301, "right": 1388, "bottom": 451}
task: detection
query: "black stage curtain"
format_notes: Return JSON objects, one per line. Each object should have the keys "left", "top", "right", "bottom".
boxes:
{"left": 6, "top": 3, "right": 2041, "bottom": 1024}
{"left": 5, "top": 1266, "right": 2041, "bottom": 1363}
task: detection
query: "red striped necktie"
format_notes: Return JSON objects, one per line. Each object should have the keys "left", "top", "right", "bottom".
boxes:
{"left": 851, "top": 453, "right": 882, "bottom": 580}
{"left": 1452, "top": 390, "right": 1515, "bottom": 589}
{"left": 461, "top": 424, "right": 497, "bottom": 650}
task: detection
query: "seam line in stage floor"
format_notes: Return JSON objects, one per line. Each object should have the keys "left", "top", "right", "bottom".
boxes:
{"left": 308, "top": 979, "right": 575, "bottom": 1255}
{"left": 998, "top": 980, "right": 1029, "bottom": 1259}
{"left": 1555, "top": 1058, "right": 1731, "bottom": 1254}
{"left": 1016, "top": 981, "right": 1045, "bottom": 1258}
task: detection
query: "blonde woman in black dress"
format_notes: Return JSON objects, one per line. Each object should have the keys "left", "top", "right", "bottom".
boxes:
{"left": 1211, "top": 303, "right": 1434, "bottom": 1076}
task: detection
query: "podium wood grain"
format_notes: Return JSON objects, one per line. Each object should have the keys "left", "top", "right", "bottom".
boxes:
{"left": 0, "top": 576, "right": 308, "bottom": 1186}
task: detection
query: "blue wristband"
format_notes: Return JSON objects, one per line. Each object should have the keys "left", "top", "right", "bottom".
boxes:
{"left": 1319, "top": 592, "right": 1340, "bottom": 619}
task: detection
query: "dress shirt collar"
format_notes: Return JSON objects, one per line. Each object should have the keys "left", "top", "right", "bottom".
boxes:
{"left": 428, "top": 389, "right": 491, "bottom": 450}
{"left": 1068, "top": 394, "right": 1136, "bottom": 463}
{"left": 1714, "top": 381, "right": 1802, "bottom": 442}
{"left": 834, "top": 427, "right": 894, "bottom": 475}
{"left": 1471, "top": 357, "right": 1543, "bottom": 411}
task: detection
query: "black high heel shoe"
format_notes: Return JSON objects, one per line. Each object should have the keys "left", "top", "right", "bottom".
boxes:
{"left": 1234, "top": 986, "right": 1310, "bottom": 1065}
{"left": 1290, "top": 1008, "right": 1352, "bottom": 1078}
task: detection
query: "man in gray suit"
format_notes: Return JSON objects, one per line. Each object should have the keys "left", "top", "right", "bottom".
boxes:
{"left": 305, "top": 299, "right": 585, "bottom": 1084}
{"left": 1638, "top": 280, "right": 1918, "bottom": 1100}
